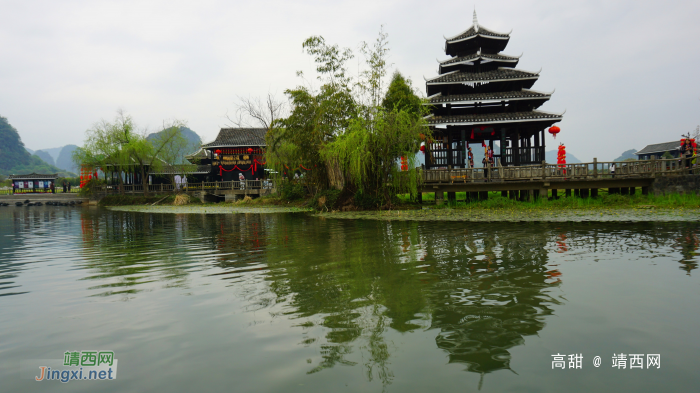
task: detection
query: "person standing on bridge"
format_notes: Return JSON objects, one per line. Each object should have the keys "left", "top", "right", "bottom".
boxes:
{"left": 468, "top": 147, "right": 474, "bottom": 168}
{"left": 482, "top": 156, "right": 489, "bottom": 181}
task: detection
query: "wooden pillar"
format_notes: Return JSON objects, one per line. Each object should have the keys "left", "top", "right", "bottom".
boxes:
{"left": 508, "top": 190, "right": 517, "bottom": 200}
{"left": 629, "top": 187, "right": 636, "bottom": 195}
{"left": 447, "top": 133, "right": 453, "bottom": 168}
{"left": 609, "top": 188, "right": 619, "bottom": 194}
{"left": 501, "top": 190, "right": 508, "bottom": 198}
{"left": 479, "top": 191, "right": 488, "bottom": 200}
{"left": 620, "top": 187, "right": 629, "bottom": 195}
{"left": 435, "top": 191, "right": 444, "bottom": 206}
{"left": 461, "top": 129, "right": 466, "bottom": 168}
{"left": 642, "top": 186, "right": 649, "bottom": 195}
{"left": 591, "top": 188, "right": 599, "bottom": 197}
{"left": 447, "top": 192, "right": 456, "bottom": 202}
{"left": 513, "top": 130, "right": 520, "bottom": 166}
{"left": 565, "top": 189, "right": 572, "bottom": 197}
{"left": 551, "top": 188, "right": 558, "bottom": 199}
{"left": 580, "top": 189, "right": 590, "bottom": 198}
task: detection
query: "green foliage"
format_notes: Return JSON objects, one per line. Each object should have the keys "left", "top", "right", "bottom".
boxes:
{"left": 74, "top": 111, "right": 189, "bottom": 196}
{"left": 146, "top": 126, "right": 201, "bottom": 164}
{"left": 0, "top": 115, "right": 31, "bottom": 171}
{"left": 267, "top": 29, "right": 428, "bottom": 209}
{"left": 382, "top": 72, "right": 422, "bottom": 115}
{"left": 280, "top": 181, "right": 306, "bottom": 201}
{"left": 354, "top": 190, "right": 382, "bottom": 210}
{"left": 661, "top": 151, "right": 674, "bottom": 159}
{"left": 312, "top": 189, "right": 342, "bottom": 211}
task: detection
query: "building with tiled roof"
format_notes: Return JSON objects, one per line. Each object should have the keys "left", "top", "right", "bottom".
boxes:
{"left": 634, "top": 141, "right": 682, "bottom": 160}
{"left": 199, "top": 128, "right": 268, "bottom": 182}
{"left": 424, "top": 11, "right": 563, "bottom": 168}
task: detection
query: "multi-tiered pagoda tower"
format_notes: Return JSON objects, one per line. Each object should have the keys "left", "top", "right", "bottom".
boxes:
{"left": 424, "top": 11, "right": 563, "bottom": 169}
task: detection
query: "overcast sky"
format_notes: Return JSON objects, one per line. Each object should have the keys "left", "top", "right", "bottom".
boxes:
{"left": 1, "top": 0, "right": 698, "bottom": 161}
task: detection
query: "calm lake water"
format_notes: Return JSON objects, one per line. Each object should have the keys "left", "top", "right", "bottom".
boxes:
{"left": 1, "top": 206, "right": 699, "bottom": 392}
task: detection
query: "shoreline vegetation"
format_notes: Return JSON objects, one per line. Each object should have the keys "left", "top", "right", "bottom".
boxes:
{"left": 100, "top": 191, "right": 700, "bottom": 222}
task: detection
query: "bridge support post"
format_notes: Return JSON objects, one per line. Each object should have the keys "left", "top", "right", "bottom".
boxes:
{"left": 591, "top": 188, "right": 599, "bottom": 198}
{"left": 479, "top": 191, "right": 488, "bottom": 201}
{"left": 580, "top": 189, "right": 590, "bottom": 198}
{"left": 508, "top": 190, "right": 516, "bottom": 200}
{"left": 551, "top": 189, "right": 557, "bottom": 199}
{"left": 565, "top": 189, "right": 571, "bottom": 197}
{"left": 435, "top": 191, "right": 444, "bottom": 206}
{"left": 417, "top": 193, "right": 423, "bottom": 204}
{"left": 629, "top": 187, "right": 636, "bottom": 195}
{"left": 501, "top": 191, "right": 508, "bottom": 198}
{"left": 573, "top": 189, "right": 580, "bottom": 197}
{"left": 609, "top": 188, "right": 620, "bottom": 194}
{"left": 620, "top": 187, "right": 629, "bottom": 195}
{"left": 447, "top": 192, "right": 456, "bottom": 203}
{"left": 642, "top": 186, "right": 649, "bottom": 195}
{"left": 537, "top": 188, "right": 547, "bottom": 200}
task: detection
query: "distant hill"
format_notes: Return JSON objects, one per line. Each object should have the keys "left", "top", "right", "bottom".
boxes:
{"left": 31, "top": 146, "right": 64, "bottom": 161}
{"left": 147, "top": 126, "right": 202, "bottom": 164}
{"left": 614, "top": 149, "right": 637, "bottom": 162}
{"left": 545, "top": 150, "right": 582, "bottom": 164}
{"left": 0, "top": 116, "right": 75, "bottom": 177}
{"left": 55, "top": 145, "right": 79, "bottom": 173}
{"left": 34, "top": 150, "right": 56, "bottom": 166}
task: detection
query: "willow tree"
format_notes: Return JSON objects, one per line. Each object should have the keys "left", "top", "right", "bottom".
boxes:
{"left": 74, "top": 111, "right": 190, "bottom": 195}
{"left": 73, "top": 110, "right": 136, "bottom": 194}
{"left": 266, "top": 35, "right": 357, "bottom": 193}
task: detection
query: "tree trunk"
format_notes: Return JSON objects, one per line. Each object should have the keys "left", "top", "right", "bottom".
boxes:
{"left": 141, "top": 166, "right": 149, "bottom": 197}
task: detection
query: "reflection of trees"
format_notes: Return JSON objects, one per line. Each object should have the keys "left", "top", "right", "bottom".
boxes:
{"left": 423, "top": 226, "right": 560, "bottom": 375}
{"left": 675, "top": 227, "right": 699, "bottom": 275}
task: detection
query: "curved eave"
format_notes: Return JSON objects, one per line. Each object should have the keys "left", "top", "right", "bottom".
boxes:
{"left": 444, "top": 24, "right": 511, "bottom": 42}
{"left": 202, "top": 144, "right": 266, "bottom": 149}
{"left": 427, "top": 112, "right": 563, "bottom": 127}
{"left": 426, "top": 75, "right": 539, "bottom": 86}
{"left": 446, "top": 32, "right": 510, "bottom": 44}
{"left": 425, "top": 95, "right": 551, "bottom": 106}
{"left": 440, "top": 56, "right": 519, "bottom": 67}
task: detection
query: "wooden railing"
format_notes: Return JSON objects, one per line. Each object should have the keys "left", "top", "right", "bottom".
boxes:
{"left": 423, "top": 158, "right": 697, "bottom": 184}
{"left": 95, "top": 179, "right": 279, "bottom": 195}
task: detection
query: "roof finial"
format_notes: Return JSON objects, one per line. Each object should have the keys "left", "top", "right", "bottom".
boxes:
{"left": 473, "top": 7, "right": 479, "bottom": 32}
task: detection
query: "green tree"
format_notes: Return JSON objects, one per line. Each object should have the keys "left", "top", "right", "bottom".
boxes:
{"left": 0, "top": 116, "right": 32, "bottom": 172}
{"left": 382, "top": 72, "right": 422, "bottom": 115}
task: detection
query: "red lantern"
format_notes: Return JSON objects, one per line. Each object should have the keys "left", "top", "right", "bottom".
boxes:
{"left": 215, "top": 149, "right": 222, "bottom": 155}
{"left": 548, "top": 126, "right": 561, "bottom": 139}
{"left": 420, "top": 145, "right": 426, "bottom": 153}
{"left": 247, "top": 148, "right": 253, "bottom": 154}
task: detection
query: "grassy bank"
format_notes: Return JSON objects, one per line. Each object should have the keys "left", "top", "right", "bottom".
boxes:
{"left": 407, "top": 191, "right": 700, "bottom": 210}
{"left": 99, "top": 194, "right": 203, "bottom": 206}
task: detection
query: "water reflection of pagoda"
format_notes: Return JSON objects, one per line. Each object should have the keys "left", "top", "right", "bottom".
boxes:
{"left": 424, "top": 11, "right": 563, "bottom": 168}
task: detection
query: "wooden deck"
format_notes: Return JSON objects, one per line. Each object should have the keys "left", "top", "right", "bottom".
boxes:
{"left": 420, "top": 157, "right": 693, "bottom": 195}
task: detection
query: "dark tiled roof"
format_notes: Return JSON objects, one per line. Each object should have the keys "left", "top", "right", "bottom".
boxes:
{"left": 426, "top": 111, "right": 562, "bottom": 126}
{"left": 185, "top": 147, "right": 211, "bottom": 159}
{"left": 202, "top": 128, "right": 267, "bottom": 148}
{"left": 440, "top": 52, "right": 519, "bottom": 66}
{"left": 427, "top": 68, "right": 538, "bottom": 84}
{"left": 635, "top": 141, "right": 682, "bottom": 155}
{"left": 428, "top": 90, "right": 550, "bottom": 104}
{"left": 9, "top": 173, "right": 59, "bottom": 179}
{"left": 446, "top": 25, "right": 510, "bottom": 42}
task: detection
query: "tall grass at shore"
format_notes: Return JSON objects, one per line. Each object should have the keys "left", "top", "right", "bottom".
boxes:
{"left": 400, "top": 191, "right": 700, "bottom": 210}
